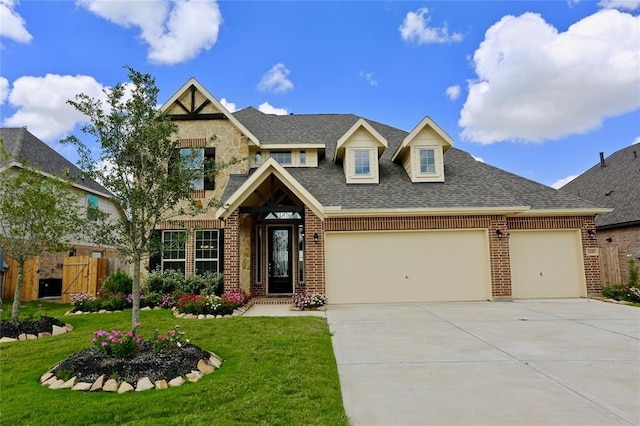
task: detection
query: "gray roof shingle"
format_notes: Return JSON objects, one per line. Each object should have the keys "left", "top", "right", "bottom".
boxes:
{"left": 559, "top": 145, "right": 640, "bottom": 228}
{"left": 227, "top": 108, "right": 601, "bottom": 211}
{"left": 0, "top": 127, "right": 110, "bottom": 195}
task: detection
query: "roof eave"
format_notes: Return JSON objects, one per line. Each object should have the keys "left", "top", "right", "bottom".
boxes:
{"left": 323, "top": 206, "right": 531, "bottom": 218}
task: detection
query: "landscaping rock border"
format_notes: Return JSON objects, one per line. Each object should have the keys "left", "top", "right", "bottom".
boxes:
{"left": 40, "top": 351, "right": 223, "bottom": 393}
{"left": 0, "top": 323, "right": 74, "bottom": 343}
{"left": 171, "top": 304, "right": 251, "bottom": 319}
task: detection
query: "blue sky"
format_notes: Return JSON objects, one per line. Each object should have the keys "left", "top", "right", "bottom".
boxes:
{"left": 1, "top": 0, "right": 638, "bottom": 188}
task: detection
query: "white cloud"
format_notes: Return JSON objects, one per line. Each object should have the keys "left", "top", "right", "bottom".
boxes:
{"left": 567, "top": 0, "right": 581, "bottom": 7}
{"left": 257, "top": 63, "right": 293, "bottom": 94}
{"left": 0, "top": 0, "right": 33, "bottom": 43}
{"left": 446, "top": 85, "right": 461, "bottom": 101}
{"left": 632, "top": 136, "right": 640, "bottom": 145}
{"left": 359, "top": 71, "right": 378, "bottom": 86}
{"left": 459, "top": 10, "right": 640, "bottom": 144}
{"left": 2, "top": 74, "right": 106, "bottom": 141}
{"left": 219, "top": 98, "right": 237, "bottom": 113}
{"left": 77, "top": 0, "right": 221, "bottom": 65}
{"left": 399, "top": 7, "right": 463, "bottom": 44}
{"left": 258, "top": 102, "right": 287, "bottom": 115}
{"left": 0, "top": 76, "right": 9, "bottom": 105}
{"left": 471, "top": 155, "right": 484, "bottom": 163}
{"left": 551, "top": 174, "right": 579, "bottom": 189}
{"left": 598, "top": 0, "right": 640, "bottom": 10}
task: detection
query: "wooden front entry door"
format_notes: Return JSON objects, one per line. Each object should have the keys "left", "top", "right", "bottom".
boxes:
{"left": 268, "top": 227, "right": 293, "bottom": 294}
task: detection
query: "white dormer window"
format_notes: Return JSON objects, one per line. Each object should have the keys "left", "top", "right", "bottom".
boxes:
{"left": 354, "top": 149, "right": 371, "bottom": 175}
{"left": 270, "top": 151, "right": 292, "bottom": 164}
{"left": 419, "top": 148, "right": 436, "bottom": 174}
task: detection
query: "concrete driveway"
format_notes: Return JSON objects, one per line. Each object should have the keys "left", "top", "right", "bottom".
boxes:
{"left": 326, "top": 299, "right": 640, "bottom": 426}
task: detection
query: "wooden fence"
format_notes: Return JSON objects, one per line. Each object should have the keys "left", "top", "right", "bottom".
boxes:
{"left": 61, "top": 256, "right": 109, "bottom": 303}
{"left": 600, "top": 246, "right": 622, "bottom": 287}
{"left": 2, "top": 257, "right": 39, "bottom": 301}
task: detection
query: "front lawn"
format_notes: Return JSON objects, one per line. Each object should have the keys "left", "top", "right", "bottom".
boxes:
{"left": 0, "top": 301, "right": 348, "bottom": 425}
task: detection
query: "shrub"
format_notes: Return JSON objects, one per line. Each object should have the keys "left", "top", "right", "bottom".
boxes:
{"left": 101, "top": 269, "right": 133, "bottom": 295}
{"left": 292, "top": 292, "right": 328, "bottom": 310}
{"left": 145, "top": 268, "right": 181, "bottom": 294}
{"left": 602, "top": 285, "right": 626, "bottom": 300}
{"left": 176, "top": 290, "right": 248, "bottom": 316}
{"left": 177, "top": 272, "right": 224, "bottom": 296}
{"left": 602, "top": 284, "right": 640, "bottom": 304}
{"left": 627, "top": 259, "right": 639, "bottom": 287}
{"left": 70, "top": 292, "right": 101, "bottom": 312}
{"left": 92, "top": 329, "right": 142, "bottom": 358}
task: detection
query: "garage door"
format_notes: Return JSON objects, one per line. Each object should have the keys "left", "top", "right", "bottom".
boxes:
{"left": 509, "top": 230, "right": 586, "bottom": 298}
{"left": 325, "top": 229, "right": 491, "bottom": 304}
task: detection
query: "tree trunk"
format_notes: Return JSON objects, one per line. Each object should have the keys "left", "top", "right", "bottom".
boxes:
{"left": 131, "top": 252, "right": 141, "bottom": 332}
{"left": 10, "top": 262, "right": 25, "bottom": 322}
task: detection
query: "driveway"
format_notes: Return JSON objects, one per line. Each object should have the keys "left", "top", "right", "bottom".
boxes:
{"left": 326, "top": 299, "right": 640, "bottom": 426}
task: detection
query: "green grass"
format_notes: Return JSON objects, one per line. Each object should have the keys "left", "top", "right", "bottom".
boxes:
{"left": 0, "top": 301, "right": 348, "bottom": 425}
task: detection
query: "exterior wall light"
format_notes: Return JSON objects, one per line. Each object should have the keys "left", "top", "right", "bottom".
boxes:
{"left": 313, "top": 232, "right": 319, "bottom": 244}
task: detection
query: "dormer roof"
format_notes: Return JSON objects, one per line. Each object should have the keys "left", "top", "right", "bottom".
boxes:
{"left": 161, "top": 78, "right": 260, "bottom": 146}
{"left": 391, "top": 116, "right": 453, "bottom": 163}
{"left": 333, "top": 118, "right": 388, "bottom": 162}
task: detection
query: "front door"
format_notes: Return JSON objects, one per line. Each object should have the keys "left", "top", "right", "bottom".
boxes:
{"left": 268, "top": 226, "right": 293, "bottom": 294}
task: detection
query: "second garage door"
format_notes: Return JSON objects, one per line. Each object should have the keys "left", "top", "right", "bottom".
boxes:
{"left": 509, "top": 230, "right": 586, "bottom": 298}
{"left": 325, "top": 229, "right": 491, "bottom": 304}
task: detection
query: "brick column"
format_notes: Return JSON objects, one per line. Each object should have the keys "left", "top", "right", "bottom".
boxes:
{"left": 304, "top": 206, "right": 325, "bottom": 294}
{"left": 223, "top": 209, "right": 240, "bottom": 291}
{"left": 581, "top": 217, "right": 602, "bottom": 296}
{"left": 489, "top": 216, "right": 512, "bottom": 300}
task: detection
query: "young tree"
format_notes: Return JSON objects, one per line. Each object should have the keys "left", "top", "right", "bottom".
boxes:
{"left": 0, "top": 143, "right": 84, "bottom": 322}
{"left": 64, "top": 66, "right": 234, "bottom": 331}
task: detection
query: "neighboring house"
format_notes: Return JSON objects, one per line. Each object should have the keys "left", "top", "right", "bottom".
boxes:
{"left": 151, "top": 78, "right": 609, "bottom": 303}
{"left": 0, "top": 127, "right": 122, "bottom": 299}
{"left": 560, "top": 146, "right": 640, "bottom": 286}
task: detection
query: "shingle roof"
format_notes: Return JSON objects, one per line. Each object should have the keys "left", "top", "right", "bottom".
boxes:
{"left": 0, "top": 127, "right": 110, "bottom": 195}
{"left": 227, "top": 109, "right": 601, "bottom": 211}
{"left": 559, "top": 145, "right": 640, "bottom": 228}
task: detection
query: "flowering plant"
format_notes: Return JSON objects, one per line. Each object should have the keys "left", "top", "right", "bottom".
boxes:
{"left": 291, "top": 292, "right": 328, "bottom": 310}
{"left": 151, "top": 325, "right": 187, "bottom": 352}
{"left": 91, "top": 329, "right": 143, "bottom": 358}
{"left": 221, "top": 289, "right": 251, "bottom": 309}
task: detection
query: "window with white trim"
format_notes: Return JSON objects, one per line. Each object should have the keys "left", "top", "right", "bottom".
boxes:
{"left": 270, "top": 151, "right": 292, "bottom": 164}
{"left": 162, "top": 230, "right": 186, "bottom": 273}
{"left": 419, "top": 148, "right": 436, "bottom": 173}
{"left": 195, "top": 230, "right": 220, "bottom": 275}
{"left": 299, "top": 151, "right": 306, "bottom": 165}
{"left": 353, "top": 149, "right": 371, "bottom": 175}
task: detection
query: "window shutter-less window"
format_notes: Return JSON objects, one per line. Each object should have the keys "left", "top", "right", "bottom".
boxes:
{"left": 204, "top": 147, "right": 216, "bottom": 190}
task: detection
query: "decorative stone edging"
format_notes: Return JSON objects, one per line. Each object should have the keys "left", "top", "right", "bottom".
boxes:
{"left": 0, "top": 323, "right": 74, "bottom": 343}
{"left": 40, "top": 351, "right": 223, "bottom": 393}
{"left": 171, "top": 304, "right": 251, "bottom": 319}
{"left": 289, "top": 305, "right": 327, "bottom": 311}
{"left": 64, "top": 306, "right": 161, "bottom": 316}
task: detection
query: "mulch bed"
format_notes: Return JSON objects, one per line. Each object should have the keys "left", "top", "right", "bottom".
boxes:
{"left": 51, "top": 342, "right": 213, "bottom": 384}
{"left": 0, "top": 316, "right": 66, "bottom": 338}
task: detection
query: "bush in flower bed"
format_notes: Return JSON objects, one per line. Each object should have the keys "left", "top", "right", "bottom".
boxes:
{"left": 69, "top": 291, "right": 146, "bottom": 313}
{"left": 176, "top": 289, "right": 250, "bottom": 316}
{"left": 602, "top": 285, "right": 640, "bottom": 303}
{"left": 291, "top": 292, "right": 328, "bottom": 310}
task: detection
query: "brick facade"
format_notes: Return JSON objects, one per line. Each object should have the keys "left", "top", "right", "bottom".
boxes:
{"left": 304, "top": 207, "right": 325, "bottom": 293}
{"left": 223, "top": 210, "right": 240, "bottom": 291}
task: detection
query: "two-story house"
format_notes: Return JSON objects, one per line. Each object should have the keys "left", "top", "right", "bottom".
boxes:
{"left": 0, "top": 127, "right": 122, "bottom": 300}
{"left": 152, "top": 78, "right": 609, "bottom": 303}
